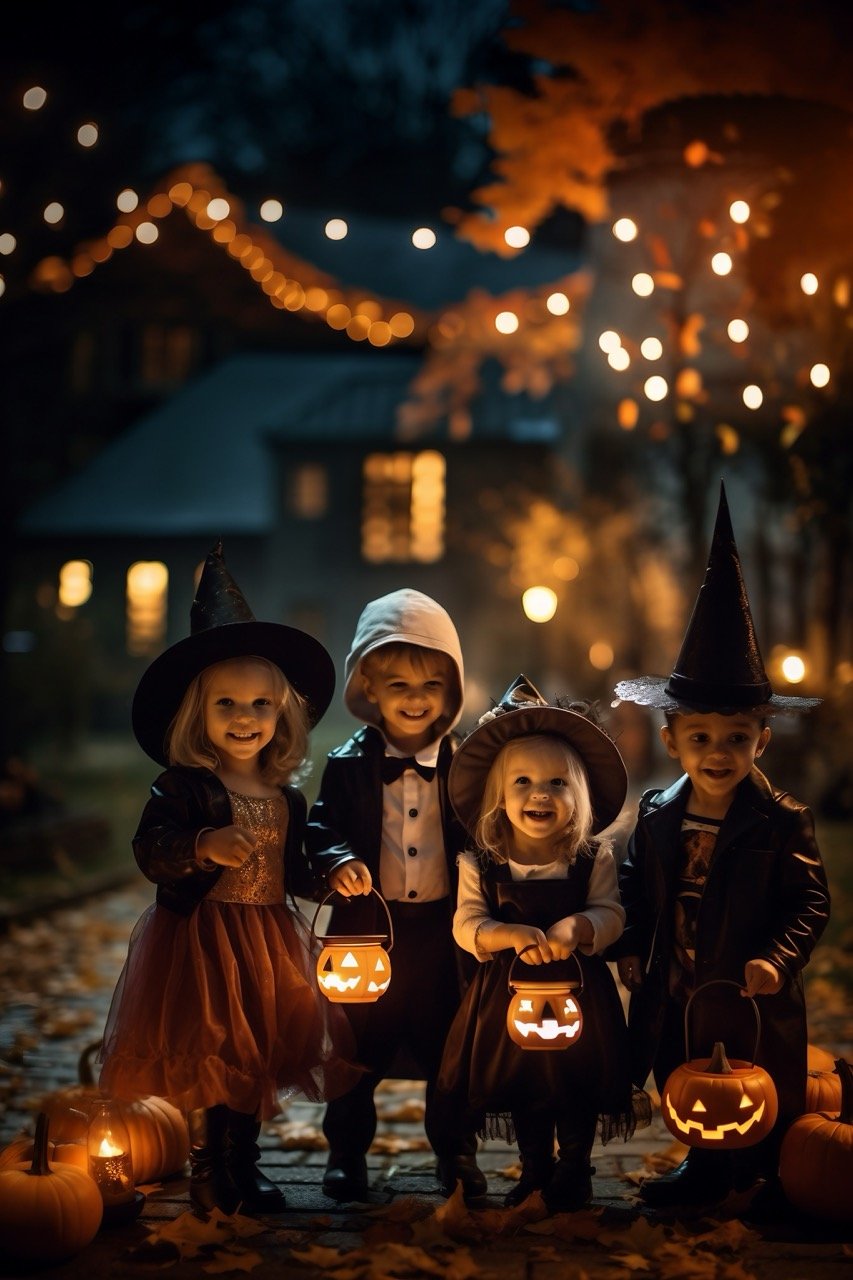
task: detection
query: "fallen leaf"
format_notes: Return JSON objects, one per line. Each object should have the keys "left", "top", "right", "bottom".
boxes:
{"left": 291, "top": 1244, "right": 350, "bottom": 1269}
{"left": 375, "top": 1098, "right": 426, "bottom": 1123}
{"left": 203, "top": 1247, "right": 264, "bottom": 1274}
{"left": 369, "top": 1133, "right": 431, "bottom": 1154}
{"left": 689, "top": 1219, "right": 762, "bottom": 1252}
{"left": 266, "top": 1119, "right": 327, "bottom": 1150}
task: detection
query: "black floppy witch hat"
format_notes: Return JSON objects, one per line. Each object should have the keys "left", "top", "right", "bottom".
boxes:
{"left": 448, "top": 675, "right": 628, "bottom": 838}
{"left": 614, "top": 484, "right": 820, "bottom": 715}
{"left": 132, "top": 542, "right": 336, "bottom": 766}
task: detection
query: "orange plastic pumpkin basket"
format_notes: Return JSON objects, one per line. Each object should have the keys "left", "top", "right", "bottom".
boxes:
{"left": 506, "top": 946, "right": 584, "bottom": 1051}
{"left": 661, "top": 979, "right": 778, "bottom": 1149}
{"left": 312, "top": 887, "right": 394, "bottom": 1003}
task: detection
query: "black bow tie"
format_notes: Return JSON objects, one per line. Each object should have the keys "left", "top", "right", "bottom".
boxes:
{"left": 381, "top": 755, "right": 436, "bottom": 784}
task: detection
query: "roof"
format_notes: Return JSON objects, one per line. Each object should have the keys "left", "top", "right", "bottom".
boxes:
{"left": 20, "top": 350, "right": 563, "bottom": 538}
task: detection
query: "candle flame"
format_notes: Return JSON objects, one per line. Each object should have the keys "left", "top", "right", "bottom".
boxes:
{"left": 98, "top": 1137, "right": 125, "bottom": 1158}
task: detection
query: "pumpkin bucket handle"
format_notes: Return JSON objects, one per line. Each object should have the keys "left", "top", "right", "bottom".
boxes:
{"left": 508, "top": 945, "right": 583, "bottom": 995}
{"left": 683, "top": 978, "right": 763, "bottom": 1065}
{"left": 310, "top": 886, "right": 394, "bottom": 954}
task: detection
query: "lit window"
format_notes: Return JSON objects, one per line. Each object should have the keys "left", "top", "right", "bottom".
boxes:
{"left": 58, "top": 560, "right": 93, "bottom": 608}
{"left": 361, "top": 451, "right": 445, "bottom": 563}
{"left": 127, "top": 562, "right": 168, "bottom": 656}
{"left": 289, "top": 464, "right": 328, "bottom": 519}
{"left": 140, "top": 325, "right": 196, "bottom": 386}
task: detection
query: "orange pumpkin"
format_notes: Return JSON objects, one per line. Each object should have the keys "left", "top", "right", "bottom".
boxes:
{"left": 780, "top": 1057, "right": 853, "bottom": 1222}
{"left": 0, "top": 1113, "right": 103, "bottom": 1263}
{"left": 313, "top": 889, "right": 394, "bottom": 1004}
{"left": 663, "top": 1039, "right": 778, "bottom": 1149}
{"left": 0, "top": 1131, "right": 88, "bottom": 1172}
{"left": 506, "top": 948, "right": 584, "bottom": 1051}
{"left": 804, "top": 1044, "right": 843, "bottom": 1115}
{"left": 39, "top": 1041, "right": 189, "bottom": 1183}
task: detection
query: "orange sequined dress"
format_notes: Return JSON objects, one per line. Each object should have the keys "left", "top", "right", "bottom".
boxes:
{"left": 100, "top": 791, "right": 359, "bottom": 1118}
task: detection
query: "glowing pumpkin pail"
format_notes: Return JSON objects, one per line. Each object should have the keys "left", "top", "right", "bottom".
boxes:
{"left": 506, "top": 947, "right": 583, "bottom": 1051}
{"left": 312, "top": 888, "right": 394, "bottom": 1003}
{"left": 661, "top": 980, "right": 778, "bottom": 1150}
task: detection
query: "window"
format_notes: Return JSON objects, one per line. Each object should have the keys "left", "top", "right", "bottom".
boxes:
{"left": 361, "top": 450, "right": 445, "bottom": 563}
{"left": 126, "top": 561, "right": 168, "bottom": 656}
{"left": 288, "top": 464, "right": 328, "bottom": 518}
{"left": 139, "top": 325, "right": 196, "bottom": 387}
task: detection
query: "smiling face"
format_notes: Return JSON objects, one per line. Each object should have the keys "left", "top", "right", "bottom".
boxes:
{"left": 661, "top": 711, "right": 771, "bottom": 819}
{"left": 362, "top": 649, "right": 453, "bottom": 752}
{"left": 500, "top": 737, "right": 578, "bottom": 861}
{"left": 202, "top": 657, "right": 279, "bottom": 774}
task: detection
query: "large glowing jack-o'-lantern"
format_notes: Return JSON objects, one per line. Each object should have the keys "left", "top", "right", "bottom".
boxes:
{"left": 312, "top": 889, "right": 394, "bottom": 1004}
{"left": 506, "top": 948, "right": 583, "bottom": 1051}
{"left": 661, "top": 981, "right": 778, "bottom": 1150}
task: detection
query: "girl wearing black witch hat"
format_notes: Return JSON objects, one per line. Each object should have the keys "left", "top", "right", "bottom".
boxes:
{"left": 99, "top": 544, "right": 360, "bottom": 1216}
{"left": 610, "top": 485, "right": 831, "bottom": 1218}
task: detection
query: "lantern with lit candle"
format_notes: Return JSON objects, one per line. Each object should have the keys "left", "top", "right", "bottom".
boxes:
{"left": 87, "top": 1101, "right": 144, "bottom": 1224}
{"left": 312, "top": 889, "right": 394, "bottom": 1003}
{"left": 506, "top": 948, "right": 584, "bottom": 1050}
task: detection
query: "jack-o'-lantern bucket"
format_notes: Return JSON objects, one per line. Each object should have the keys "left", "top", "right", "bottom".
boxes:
{"left": 506, "top": 947, "right": 583, "bottom": 1050}
{"left": 312, "top": 888, "right": 394, "bottom": 1003}
{"left": 661, "top": 979, "right": 778, "bottom": 1149}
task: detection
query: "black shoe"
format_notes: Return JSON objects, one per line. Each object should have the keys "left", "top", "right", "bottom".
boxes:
{"left": 503, "top": 1162, "right": 555, "bottom": 1208}
{"left": 188, "top": 1106, "right": 241, "bottom": 1215}
{"left": 436, "top": 1155, "right": 488, "bottom": 1202}
{"left": 543, "top": 1161, "right": 593, "bottom": 1213}
{"left": 741, "top": 1177, "right": 791, "bottom": 1225}
{"left": 229, "top": 1162, "right": 286, "bottom": 1213}
{"left": 640, "top": 1155, "right": 732, "bottom": 1208}
{"left": 322, "top": 1153, "right": 369, "bottom": 1201}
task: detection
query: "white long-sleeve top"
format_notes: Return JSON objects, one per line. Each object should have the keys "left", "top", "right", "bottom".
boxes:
{"left": 453, "top": 842, "right": 626, "bottom": 963}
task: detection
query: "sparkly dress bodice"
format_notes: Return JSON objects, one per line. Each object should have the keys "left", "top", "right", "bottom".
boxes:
{"left": 205, "top": 791, "right": 288, "bottom": 905}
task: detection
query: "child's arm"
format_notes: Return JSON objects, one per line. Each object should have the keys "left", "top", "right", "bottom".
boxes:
{"left": 133, "top": 770, "right": 239, "bottom": 883}
{"left": 305, "top": 757, "right": 366, "bottom": 889}
{"left": 453, "top": 850, "right": 553, "bottom": 963}
{"left": 546, "top": 843, "right": 626, "bottom": 959}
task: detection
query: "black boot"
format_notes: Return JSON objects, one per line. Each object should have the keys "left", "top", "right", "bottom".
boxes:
{"left": 503, "top": 1110, "right": 556, "bottom": 1208}
{"left": 188, "top": 1106, "right": 241, "bottom": 1215}
{"left": 435, "top": 1134, "right": 488, "bottom": 1203}
{"left": 226, "top": 1110, "right": 286, "bottom": 1212}
{"left": 545, "top": 1116, "right": 596, "bottom": 1213}
{"left": 640, "top": 1148, "right": 733, "bottom": 1208}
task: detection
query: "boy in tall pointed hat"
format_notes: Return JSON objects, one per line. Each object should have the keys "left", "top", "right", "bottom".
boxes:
{"left": 610, "top": 484, "right": 830, "bottom": 1218}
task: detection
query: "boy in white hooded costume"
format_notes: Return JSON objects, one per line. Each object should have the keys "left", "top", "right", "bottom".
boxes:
{"left": 306, "top": 589, "right": 486, "bottom": 1203}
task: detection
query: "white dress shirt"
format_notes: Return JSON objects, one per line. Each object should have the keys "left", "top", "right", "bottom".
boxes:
{"left": 379, "top": 740, "right": 450, "bottom": 903}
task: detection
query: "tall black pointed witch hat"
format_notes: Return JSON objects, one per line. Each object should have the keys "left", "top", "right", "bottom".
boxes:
{"left": 448, "top": 674, "right": 628, "bottom": 838}
{"left": 614, "top": 484, "right": 820, "bottom": 715}
{"left": 132, "top": 542, "right": 336, "bottom": 765}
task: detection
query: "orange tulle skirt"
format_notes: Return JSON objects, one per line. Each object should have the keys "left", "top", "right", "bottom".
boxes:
{"left": 99, "top": 899, "right": 361, "bottom": 1118}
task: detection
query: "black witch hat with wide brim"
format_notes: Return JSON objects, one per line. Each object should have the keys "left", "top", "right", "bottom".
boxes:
{"left": 614, "top": 484, "right": 820, "bottom": 715}
{"left": 132, "top": 542, "right": 336, "bottom": 766}
{"left": 448, "top": 674, "right": 628, "bottom": 838}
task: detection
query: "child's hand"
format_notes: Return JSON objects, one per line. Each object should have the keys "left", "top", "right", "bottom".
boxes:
{"left": 197, "top": 825, "right": 257, "bottom": 868}
{"left": 741, "top": 958, "right": 783, "bottom": 997}
{"left": 329, "top": 860, "right": 373, "bottom": 898}
{"left": 513, "top": 927, "right": 553, "bottom": 964}
{"left": 546, "top": 915, "right": 593, "bottom": 959}
{"left": 617, "top": 955, "right": 643, "bottom": 992}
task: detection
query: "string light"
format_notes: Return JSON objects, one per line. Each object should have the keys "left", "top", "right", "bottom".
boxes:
{"left": 711, "top": 251, "right": 733, "bottom": 275}
{"left": 116, "top": 189, "right": 139, "bottom": 212}
{"left": 607, "top": 347, "right": 630, "bottom": 370}
{"left": 729, "top": 200, "right": 750, "bottom": 223}
{"left": 800, "top": 272, "right": 818, "bottom": 295}
{"left": 631, "top": 272, "right": 654, "bottom": 296}
{"left": 727, "top": 318, "right": 749, "bottom": 342}
{"left": 546, "top": 292, "right": 570, "bottom": 315}
{"left": 43, "top": 203, "right": 64, "bottom": 225}
{"left": 504, "top": 225, "right": 530, "bottom": 248}
{"left": 0, "top": 234, "right": 16, "bottom": 255}
{"left": 810, "top": 363, "right": 830, "bottom": 388}
{"left": 640, "top": 337, "right": 662, "bottom": 360}
{"left": 259, "top": 199, "right": 284, "bottom": 222}
{"left": 495, "top": 311, "right": 519, "bottom": 334}
{"left": 23, "top": 86, "right": 47, "bottom": 110}
{"left": 325, "top": 218, "right": 348, "bottom": 240}
{"left": 412, "top": 227, "right": 436, "bottom": 249}
{"left": 77, "top": 123, "right": 99, "bottom": 148}
{"left": 612, "top": 218, "right": 638, "bottom": 242}
{"left": 743, "top": 384, "right": 763, "bottom": 409}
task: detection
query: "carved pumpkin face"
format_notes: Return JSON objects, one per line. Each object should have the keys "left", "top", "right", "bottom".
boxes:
{"left": 662, "top": 1042, "right": 778, "bottom": 1149}
{"left": 506, "top": 982, "right": 583, "bottom": 1051}
{"left": 316, "top": 938, "right": 392, "bottom": 1003}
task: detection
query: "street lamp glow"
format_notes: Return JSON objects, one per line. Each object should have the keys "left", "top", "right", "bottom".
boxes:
{"left": 598, "top": 330, "right": 621, "bottom": 353}
{"left": 644, "top": 375, "right": 668, "bottom": 401}
{"left": 640, "top": 336, "right": 662, "bottom": 360}
{"left": 495, "top": 310, "right": 519, "bottom": 334}
{"left": 727, "top": 318, "right": 749, "bottom": 343}
{"left": 711, "top": 252, "right": 733, "bottom": 275}
{"left": 743, "top": 384, "right": 763, "bottom": 409}
{"left": 781, "top": 654, "right": 806, "bottom": 684}
{"left": 729, "top": 200, "right": 750, "bottom": 223}
{"left": 522, "top": 586, "right": 558, "bottom": 623}
{"left": 800, "top": 272, "right": 818, "bottom": 295}
{"left": 546, "top": 292, "right": 570, "bottom": 315}
{"left": 412, "top": 227, "right": 436, "bottom": 249}
{"left": 612, "top": 217, "right": 638, "bottom": 242}
{"left": 810, "top": 363, "right": 830, "bottom": 388}
{"left": 325, "top": 218, "right": 348, "bottom": 240}
{"left": 504, "top": 225, "right": 530, "bottom": 248}
{"left": 632, "top": 273, "right": 654, "bottom": 297}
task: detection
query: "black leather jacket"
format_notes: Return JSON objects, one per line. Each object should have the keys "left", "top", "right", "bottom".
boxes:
{"left": 610, "top": 767, "right": 831, "bottom": 1119}
{"left": 133, "top": 765, "right": 309, "bottom": 916}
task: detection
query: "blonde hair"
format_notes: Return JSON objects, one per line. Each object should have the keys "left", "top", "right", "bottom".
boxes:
{"left": 361, "top": 641, "right": 459, "bottom": 736}
{"left": 166, "top": 656, "right": 310, "bottom": 785}
{"left": 475, "top": 733, "right": 593, "bottom": 864}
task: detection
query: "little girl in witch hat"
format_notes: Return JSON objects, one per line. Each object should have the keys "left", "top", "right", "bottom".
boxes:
{"left": 99, "top": 543, "right": 360, "bottom": 1216}
{"left": 434, "top": 677, "right": 647, "bottom": 1213}
{"left": 610, "top": 484, "right": 831, "bottom": 1215}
